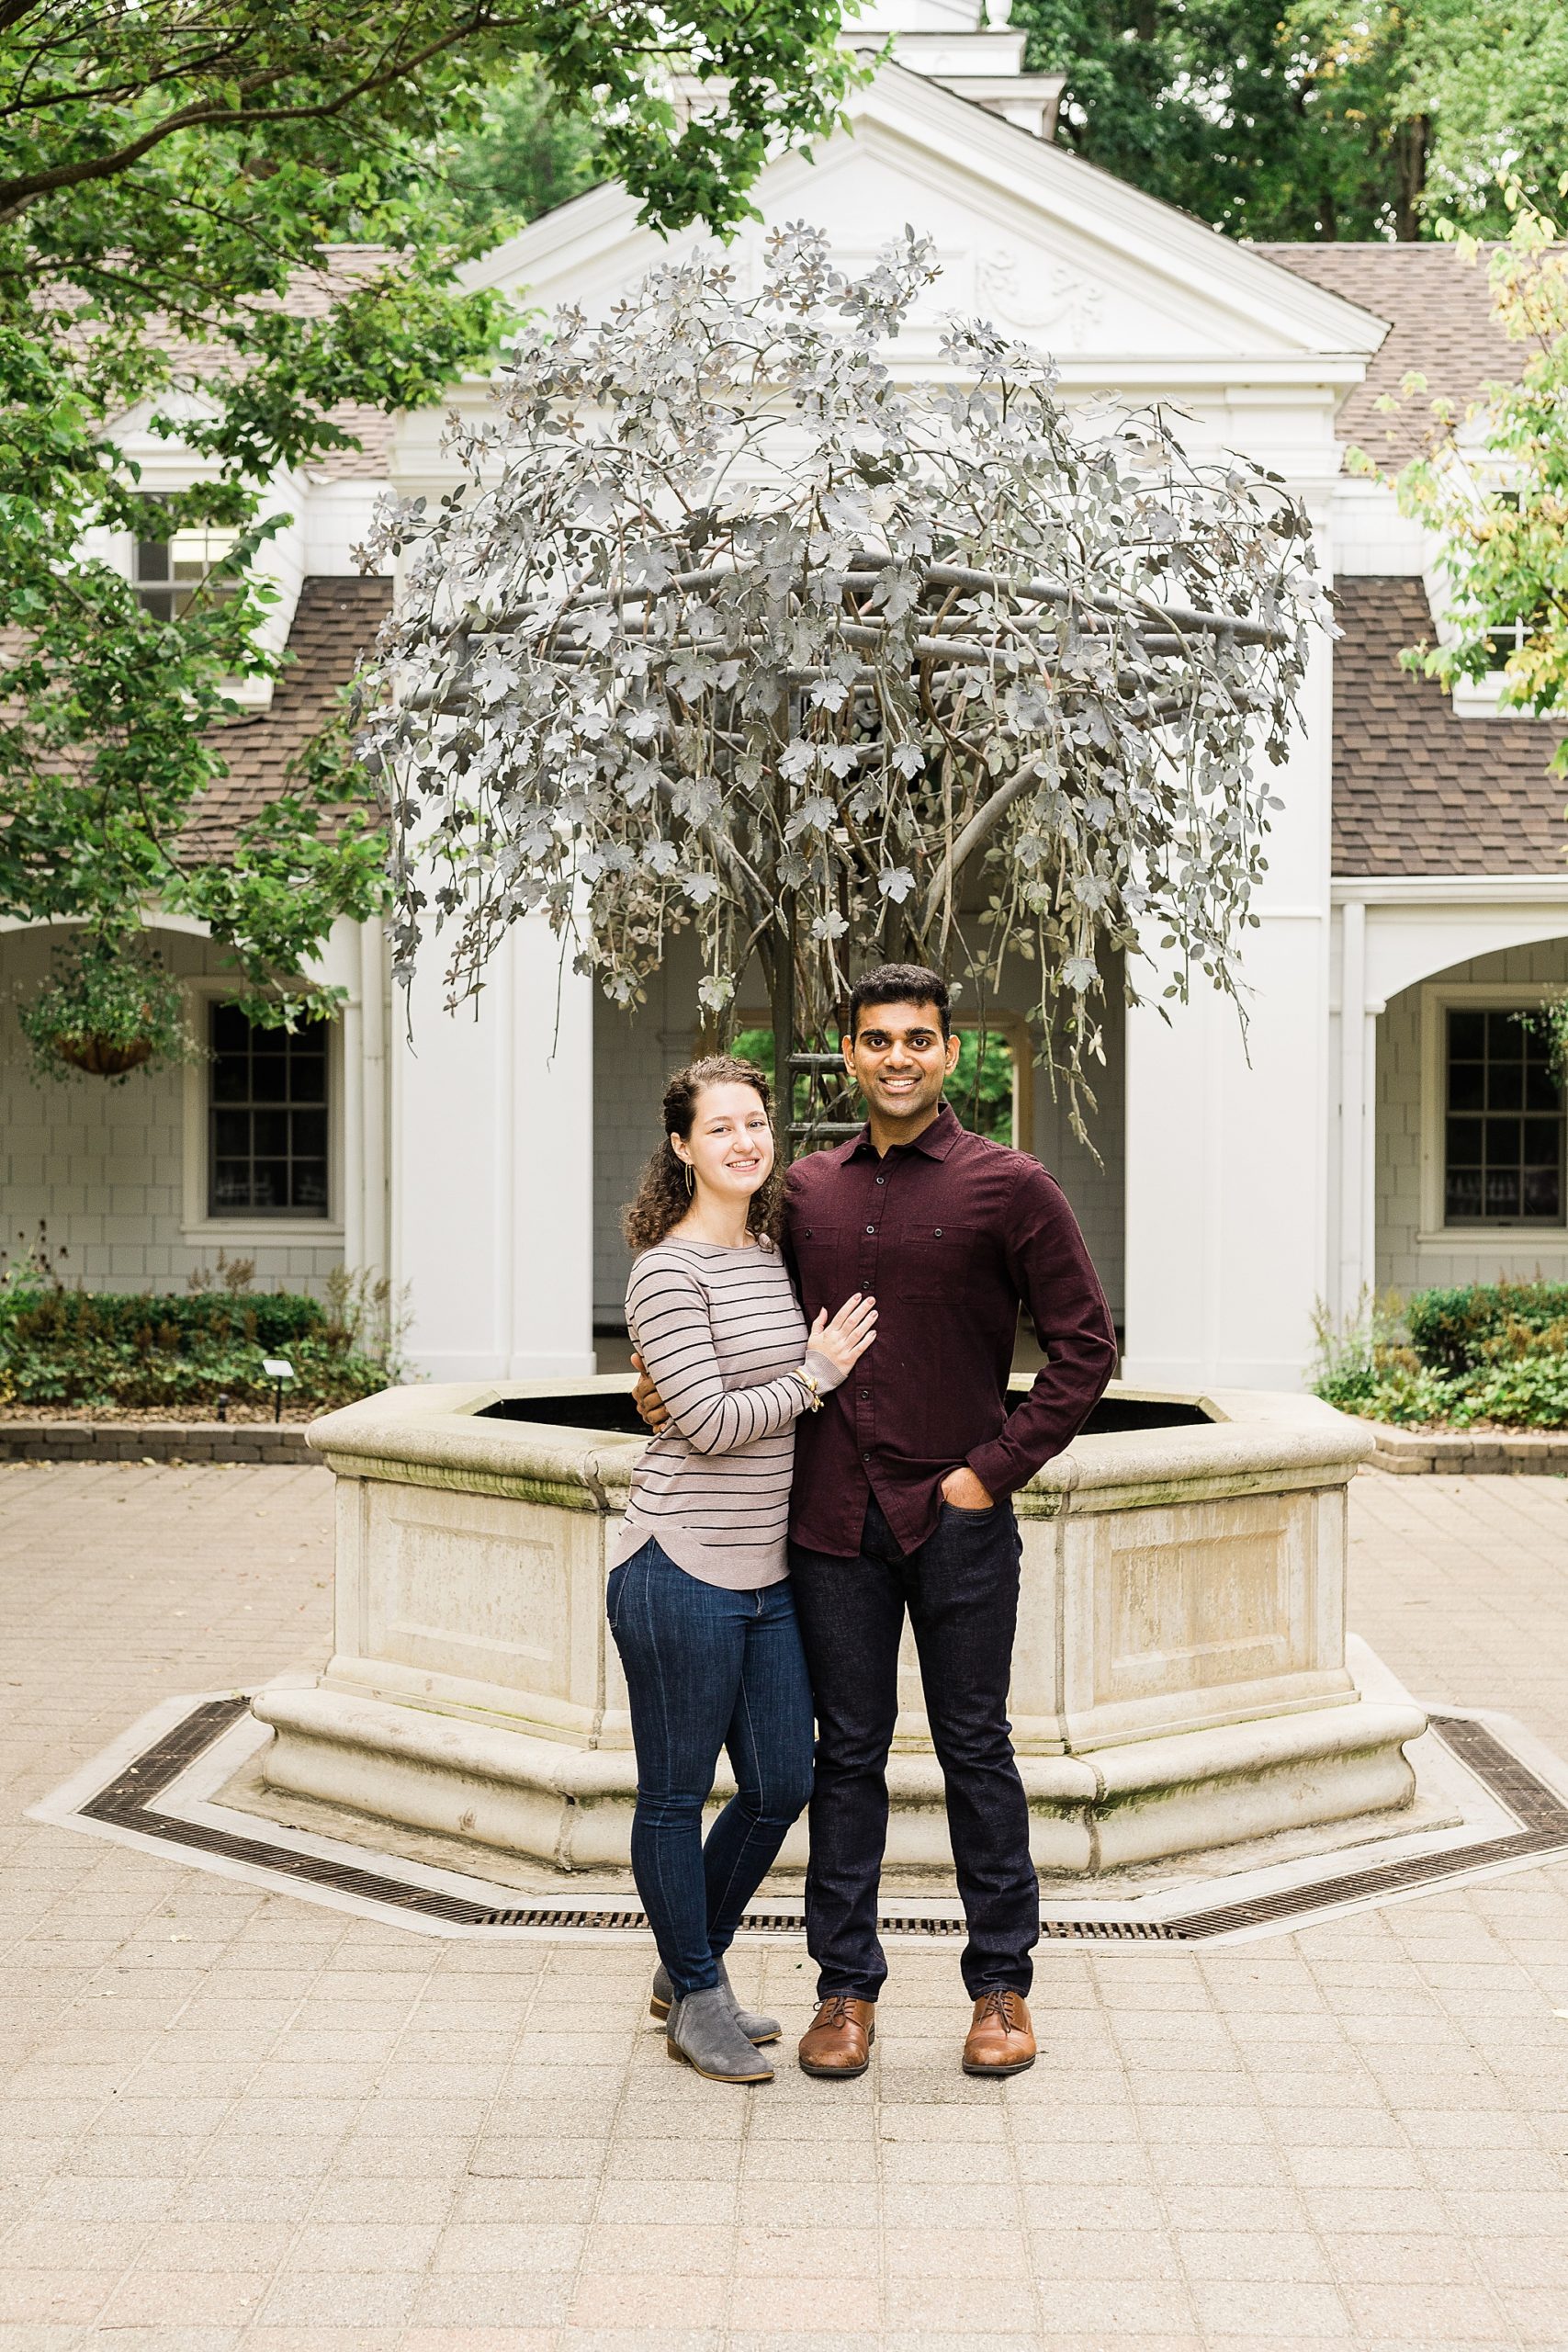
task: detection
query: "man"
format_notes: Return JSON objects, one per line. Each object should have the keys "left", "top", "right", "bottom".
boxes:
{"left": 636, "top": 963, "right": 1116, "bottom": 2078}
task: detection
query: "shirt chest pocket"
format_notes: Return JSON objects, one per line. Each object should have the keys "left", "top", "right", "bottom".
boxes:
{"left": 900, "top": 1222, "right": 980, "bottom": 1301}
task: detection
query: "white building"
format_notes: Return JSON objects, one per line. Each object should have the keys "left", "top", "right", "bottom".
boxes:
{"left": 6, "top": 0, "right": 1566, "bottom": 1394}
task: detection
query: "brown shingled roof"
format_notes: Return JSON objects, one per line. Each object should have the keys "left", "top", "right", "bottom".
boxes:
{"left": 1332, "top": 577, "right": 1567, "bottom": 876}
{"left": 184, "top": 575, "right": 391, "bottom": 860}
{"left": 1257, "top": 243, "right": 1522, "bottom": 464}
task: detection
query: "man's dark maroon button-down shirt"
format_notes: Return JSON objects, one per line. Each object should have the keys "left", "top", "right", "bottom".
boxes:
{"left": 784, "top": 1102, "right": 1117, "bottom": 1557}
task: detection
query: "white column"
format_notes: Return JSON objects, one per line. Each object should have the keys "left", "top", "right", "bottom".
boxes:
{"left": 392, "top": 914, "right": 595, "bottom": 1382}
{"left": 1337, "top": 896, "right": 1366, "bottom": 1321}
{"left": 360, "top": 921, "right": 390, "bottom": 1283}
{"left": 1122, "top": 565, "right": 1334, "bottom": 1395}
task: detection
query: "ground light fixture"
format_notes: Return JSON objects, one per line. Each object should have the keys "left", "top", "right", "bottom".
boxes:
{"left": 262, "top": 1357, "right": 295, "bottom": 1423}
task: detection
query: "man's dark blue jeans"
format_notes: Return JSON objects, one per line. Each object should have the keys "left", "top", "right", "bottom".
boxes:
{"left": 606, "top": 1540, "right": 815, "bottom": 2000}
{"left": 789, "top": 1492, "right": 1038, "bottom": 2003}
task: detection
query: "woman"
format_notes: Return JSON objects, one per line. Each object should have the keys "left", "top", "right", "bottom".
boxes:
{"left": 613, "top": 1054, "right": 875, "bottom": 2085}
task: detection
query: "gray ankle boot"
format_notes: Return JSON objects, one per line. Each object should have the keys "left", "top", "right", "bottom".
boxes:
{"left": 649, "top": 1956, "right": 782, "bottom": 2045}
{"left": 666, "top": 1985, "right": 775, "bottom": 2083}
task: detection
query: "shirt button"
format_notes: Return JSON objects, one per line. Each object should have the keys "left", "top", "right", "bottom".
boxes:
{"left": 865, "top": 1224, "right": 875, "bottom": 1234}
{"left": 862, "top": 1450, "right": 872, "bottom": 1461}
{"left": 859, "top": 1387, "right": 870, "bottom": 1400}
{"left": 875, "top": 1176, "right": 886, "bottom": 1186}
{"left": 934, "top": 1227, "right": 943, "bottom": 1238}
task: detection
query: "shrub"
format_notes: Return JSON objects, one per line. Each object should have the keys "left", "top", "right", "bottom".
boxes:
{"left": 0, "top": 1265, "right": 405, "bottom": 1412}
{"left": 1406, "top": 1279, "right": 1568, "bottom": 1374}
{"left": 1313, "top": 1278, "right": 1568, "bottom": 1429}
{"left": 1448, "top": 1352, "right": 1568, "bottom": 1429}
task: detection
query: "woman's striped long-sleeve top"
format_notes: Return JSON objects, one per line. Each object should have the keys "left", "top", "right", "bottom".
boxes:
{"left": 612, "top": 1234, "right": 843, "bottom": 1589}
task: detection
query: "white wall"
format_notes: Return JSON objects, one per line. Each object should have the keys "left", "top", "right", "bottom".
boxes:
{"left": 0, "top": 926, "right": 347, "bottom": 1295}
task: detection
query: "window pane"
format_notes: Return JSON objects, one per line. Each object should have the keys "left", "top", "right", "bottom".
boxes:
{"left": 251, "top": 1161, "right": 289, "bottom": 1208}
{"left": 291, "top": 1109, "right": 327, "bottom": 1159}
{"left": 1525, "top": 1167, "right": 1563, "bottom": 1218}
{"left": 1526, "top": 1060, "right": 1560, "bottom": 1112}
{"left": 1444, "top": 1006, "right": 1566, "bottom": 1225}
{"left": 1446, "top": 1168, "right": 1484, "bottom": 1219}
{"left": 291, "top": 1162, "right": 330, "bottom": 1210}
{"left": 207, "top": 1004, "right": 330, "bottom": 1219}
{"left": 135, "top": 539, "right": 169, "bottom": 582}
{"left": 212, "top": 1162, "right": 252, "bottom": 1209}
{"left": 1449, "top": 1061, "right": 1485, "bottom": 1112}
{"left": 1447, "top": 1118, "right": 1484, "bottom": 1168}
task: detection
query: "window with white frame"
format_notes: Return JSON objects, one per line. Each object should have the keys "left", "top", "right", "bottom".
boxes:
{"left": 133, "top": 517, "right": 238, "bottom": 622}
{"left": 208, "top": 1004, "right": 330, "bottom": 1218}
{"left": 1443, "top": 1005, "right": 1563, "bottom": 1226}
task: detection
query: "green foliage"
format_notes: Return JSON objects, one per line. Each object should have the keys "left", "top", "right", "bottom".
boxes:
{"left": 13, "top": 926, "right": 200, "bottom": 1083}
{"left": 1405, "top": 1278, "right": 1568, "bottom": 1374}
{"left": 1310, "top": 1288, "right": 1452, "bottom": 1422}
{"left": 1361, "top": 191, "right": 1568, "bottom": 767}
{"left": 445, "top": 58, "right": 604, "bottom": 238}
{"left": 1014, "top": 0, "right": 1568, "bottom": 241}
{"left": 1312, "top": 1278, "right": 1568, "bottom": 1426}
{"left": 0, "top": 1265, "right": 404, "bottom": 1412}
{"left": 1446, "top": 1351, "right": 1568, "bottom": 1429}
{"left": 0, "top": 1, "right": 859, "bottom": 1036}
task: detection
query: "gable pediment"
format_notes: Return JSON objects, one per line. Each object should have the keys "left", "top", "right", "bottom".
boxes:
{"left": 462, "top": 62, "right": 1386, "bottom": 390}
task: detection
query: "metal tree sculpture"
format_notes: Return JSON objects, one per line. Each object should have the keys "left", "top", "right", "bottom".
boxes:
{"left": 358, "top": 225, "right": 1331, "bottom": 1150}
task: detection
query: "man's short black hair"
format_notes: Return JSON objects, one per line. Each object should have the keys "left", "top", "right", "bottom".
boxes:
{"left": 844, "top": 963, "right": 952, "bottom": 1041}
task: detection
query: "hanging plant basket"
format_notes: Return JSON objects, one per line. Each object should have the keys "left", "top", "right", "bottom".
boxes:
{"left": 16, "top": 927, "right": 201, "bottom": 1085}
{"left": 49, "top": 1033, "right": 157, "bottom": 1078}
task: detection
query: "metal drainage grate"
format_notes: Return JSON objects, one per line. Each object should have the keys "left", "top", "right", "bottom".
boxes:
{"left": 475, "top": 1905, "right": 1180, "bottom": 1938}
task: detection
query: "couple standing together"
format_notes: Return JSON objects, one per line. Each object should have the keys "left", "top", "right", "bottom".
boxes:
{"left": 611, "top": 963, "right": 1117, "bottom": 2085}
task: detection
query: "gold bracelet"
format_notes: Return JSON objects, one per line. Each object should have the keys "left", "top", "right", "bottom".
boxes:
{"left": 793, "top": 1364, "right": 824, "bottom": 1411}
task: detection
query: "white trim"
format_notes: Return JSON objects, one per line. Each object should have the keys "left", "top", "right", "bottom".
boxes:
{"left": 1417, "top": 979, "right": 1567, "bottom": 1243}
{"left": 180, "top": 978, "right": 345, "bottom": 1245}
{"left": 1334, "top": 876, "right": 1568, "bottom": 908}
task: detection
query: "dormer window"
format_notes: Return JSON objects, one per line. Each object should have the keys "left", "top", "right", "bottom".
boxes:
{"left": 133, "top": 521, "right": 238, "bottom": 621}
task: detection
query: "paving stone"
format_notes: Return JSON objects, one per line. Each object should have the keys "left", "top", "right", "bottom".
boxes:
{"left": 7, "top": 1464, "right": 1568, "bottom": 2350}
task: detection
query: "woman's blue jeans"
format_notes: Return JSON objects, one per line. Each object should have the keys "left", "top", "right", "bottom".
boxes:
{"left": 607, "top": 1541, "right": 815, "bottom": 1999}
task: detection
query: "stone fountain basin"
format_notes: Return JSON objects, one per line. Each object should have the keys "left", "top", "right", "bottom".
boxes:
{"left": 252, "top": 1378, "right": 1426, "bottom": 1875}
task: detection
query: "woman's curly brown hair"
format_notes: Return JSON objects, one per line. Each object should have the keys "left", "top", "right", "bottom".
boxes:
{"left": 622, "top": 1055, "right": 784, "bottom": 1252}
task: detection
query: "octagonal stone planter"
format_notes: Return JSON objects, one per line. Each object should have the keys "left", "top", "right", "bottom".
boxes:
{"left": 252, "top": 1378, "right": 1426, "bottom": 1876}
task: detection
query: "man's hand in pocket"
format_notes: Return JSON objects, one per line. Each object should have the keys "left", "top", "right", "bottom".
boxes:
{"left": 941, "top": 1466, "right": 995, "bottom": 1511}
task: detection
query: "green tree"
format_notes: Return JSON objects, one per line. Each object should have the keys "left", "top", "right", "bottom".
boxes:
{"left": 1365, "top": 189, "right": 1568, "bottom": 763}
{"left": 1014, "top": 0, "right": 1568, "bottom": 242}
{"left": 0, "top": 0, "right": 857, "bottom": 1057}
{"left": 445, "top": 57, "right": 604, "bottom": 238}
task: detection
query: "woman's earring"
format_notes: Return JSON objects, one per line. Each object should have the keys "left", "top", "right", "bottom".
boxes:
{"left": 683, "top": 1160, "right": 694, "bottom": 1197}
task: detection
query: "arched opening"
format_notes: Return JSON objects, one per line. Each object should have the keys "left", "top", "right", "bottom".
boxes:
{"left": 1376, "top": 934, "right": 1568, "bottom": 1294}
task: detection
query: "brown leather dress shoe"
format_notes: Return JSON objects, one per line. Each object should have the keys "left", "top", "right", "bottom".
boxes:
{"left": 797, "top": 1994, "right": 876, "bottom": 2078}
{"left": 962, "top": 1988, "right": 1036, "bottom": 2076}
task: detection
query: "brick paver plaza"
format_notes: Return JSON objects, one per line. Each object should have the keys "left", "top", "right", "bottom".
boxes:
{"left": 5, "top": 1461, "right": 1568, "bottom": 2350}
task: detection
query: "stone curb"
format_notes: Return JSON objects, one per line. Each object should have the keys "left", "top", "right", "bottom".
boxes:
{"left": 0, "top": 1420, "right": 318, "bottom": 1465}
{"left": 1352, "top": 1418, "right": 1568, "bottom": 1476}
